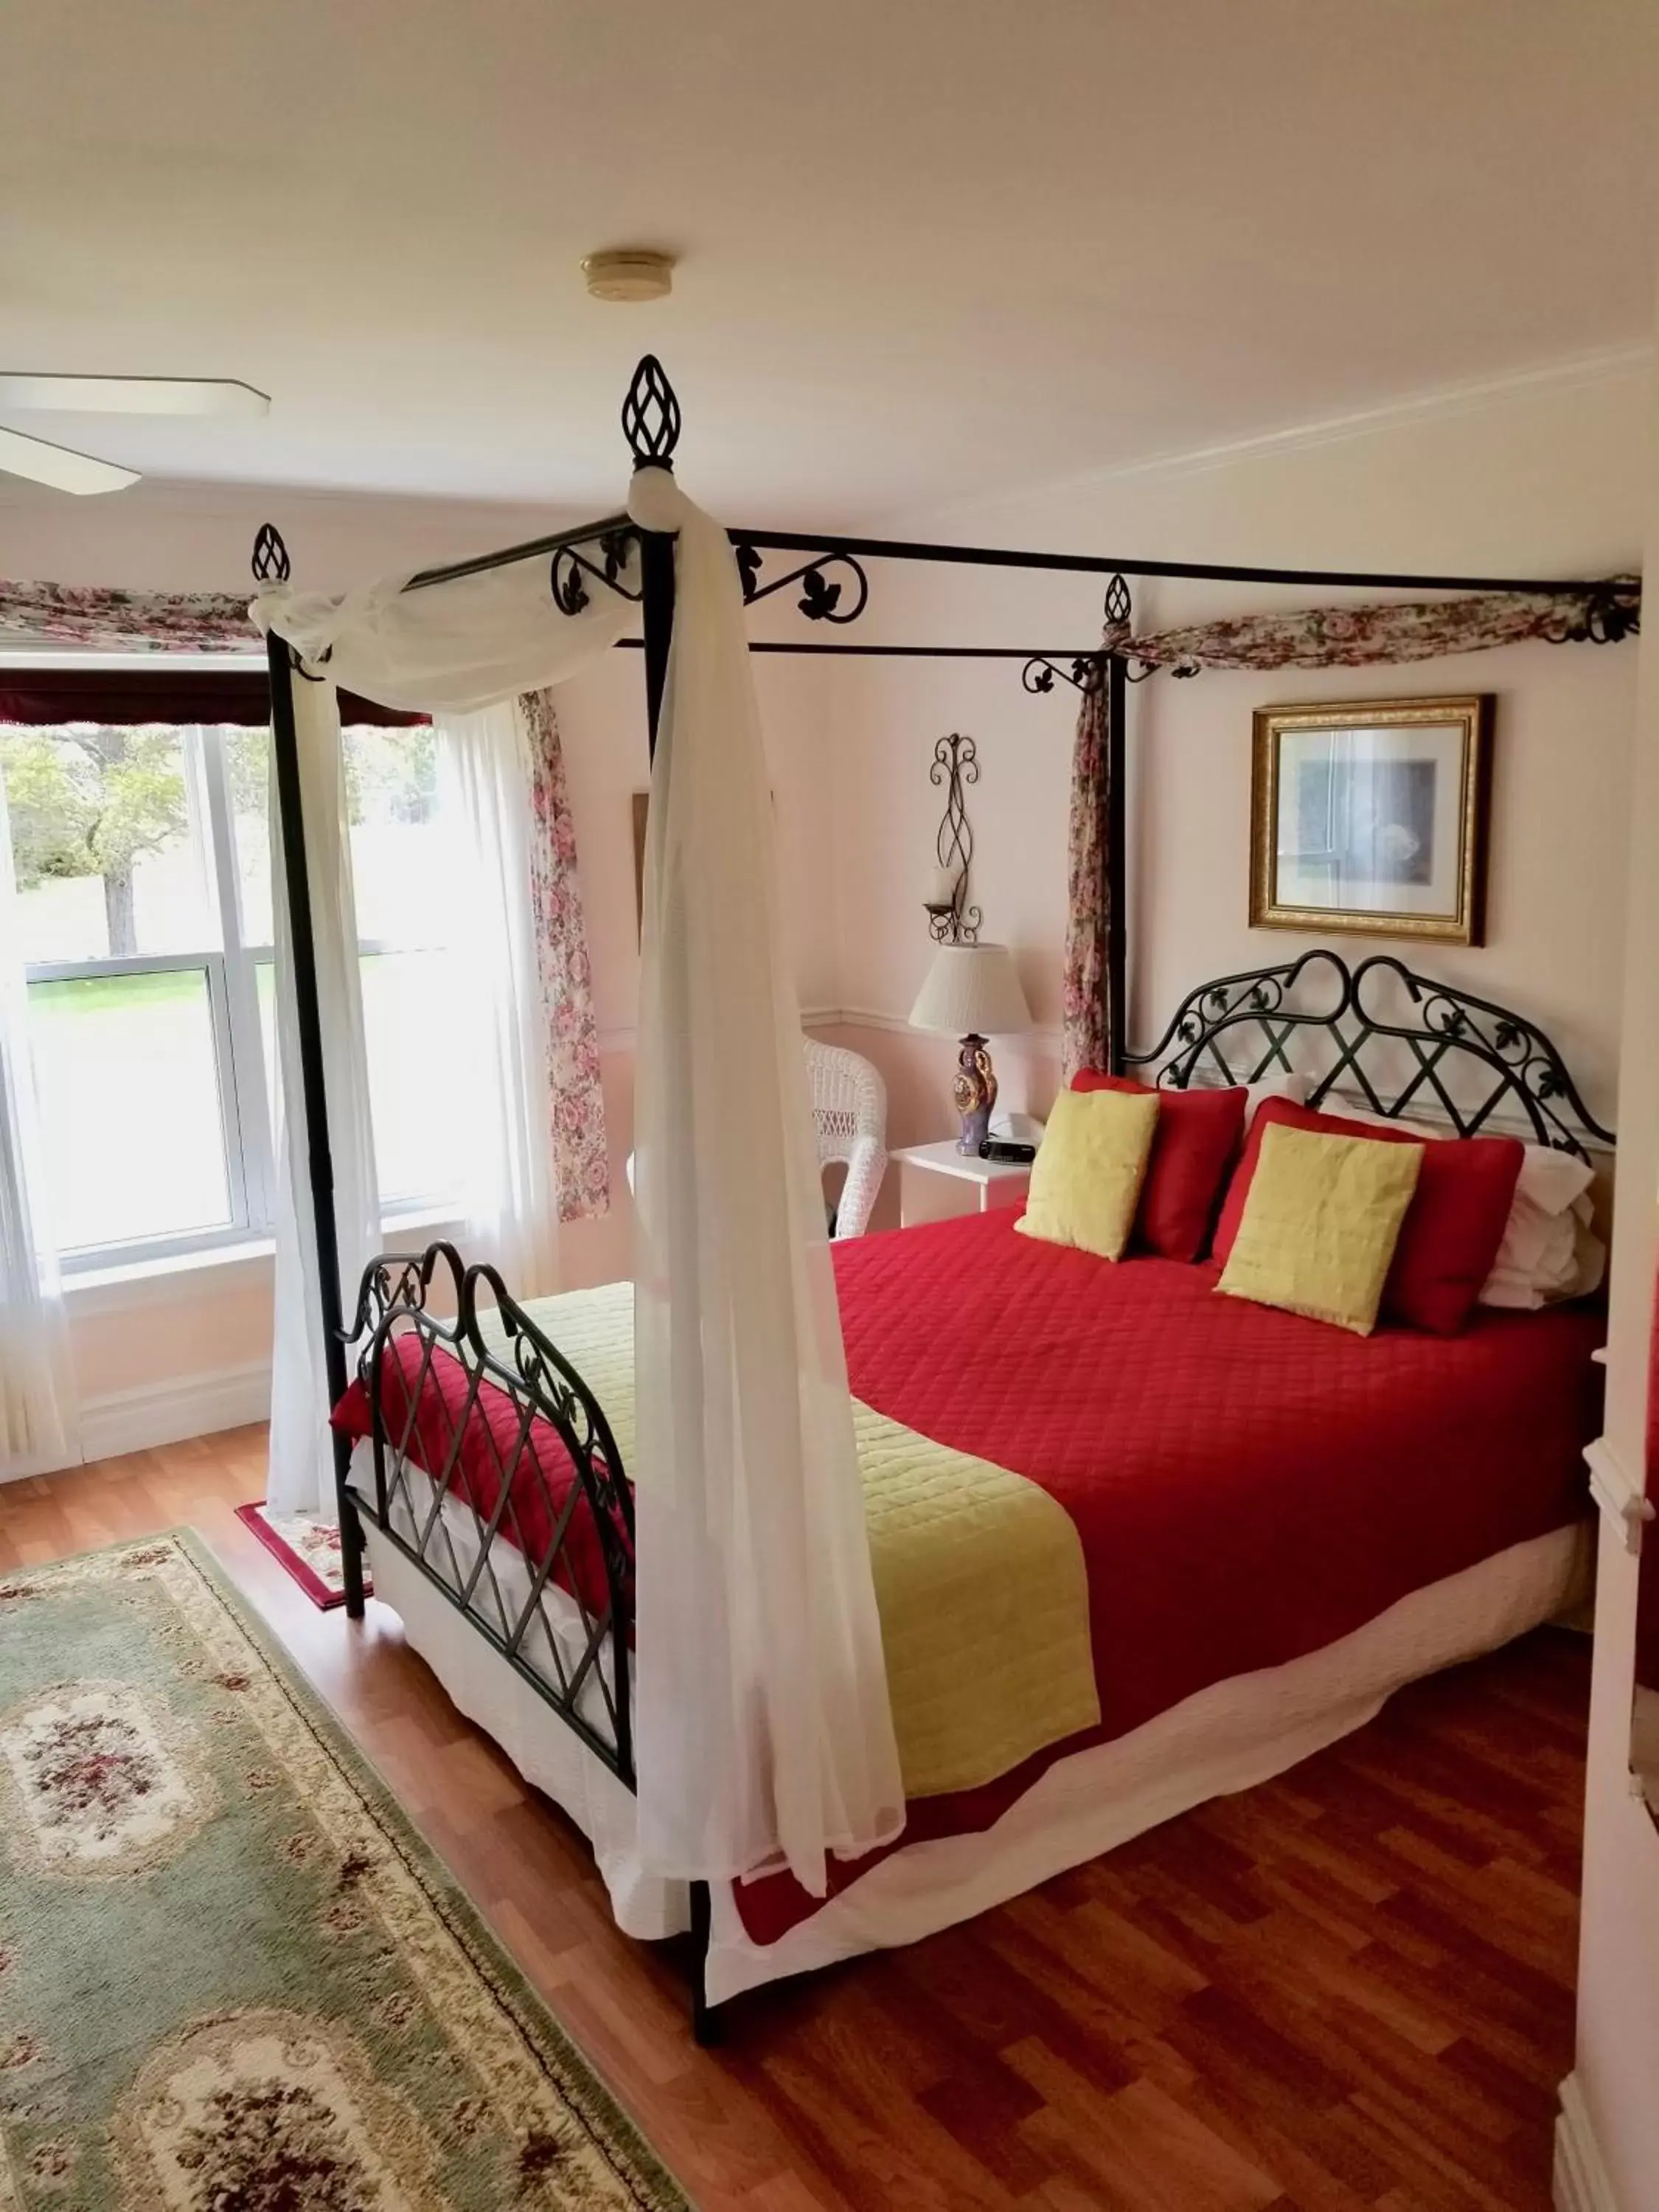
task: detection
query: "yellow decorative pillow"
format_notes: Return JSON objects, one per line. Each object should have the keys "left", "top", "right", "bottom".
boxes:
{"left": 1218, "top": 1121, "right": 1425, "bottom": 1335}
{"left": 1014, "top": 1086, "right": 1160, "bottom": 1261}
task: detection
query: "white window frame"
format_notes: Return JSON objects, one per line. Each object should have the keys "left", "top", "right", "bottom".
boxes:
{"left": 13, "top": 715, "right": 452, "bottom": 1273}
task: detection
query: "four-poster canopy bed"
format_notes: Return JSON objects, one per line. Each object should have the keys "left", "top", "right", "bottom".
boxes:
{"left": 254, "top": 355, "right": 1634, "bottom": 2037}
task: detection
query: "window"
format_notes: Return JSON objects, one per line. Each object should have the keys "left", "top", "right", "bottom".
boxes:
{"left": 1, "top": 703, "right": 457, "bottom": 1269}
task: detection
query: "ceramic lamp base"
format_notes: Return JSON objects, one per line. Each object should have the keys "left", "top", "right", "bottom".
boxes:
{"left": 953, "top": 1033, "right": 998, "bottom": 1155}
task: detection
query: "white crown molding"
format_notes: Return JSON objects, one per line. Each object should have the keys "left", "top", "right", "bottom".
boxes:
{"left": 1554, "top": 2073, "right": 1622, "bottom": 2212}
{"left": 886, "top": 341, "right": 1655, "bottom": 531}
{"left": 76, "top": 1359, "right": 271, "bottom": 1466}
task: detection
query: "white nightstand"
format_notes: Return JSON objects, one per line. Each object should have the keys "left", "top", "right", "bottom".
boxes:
{"left": 891, "top": 1139, "right": 1033, "bottom": 1230}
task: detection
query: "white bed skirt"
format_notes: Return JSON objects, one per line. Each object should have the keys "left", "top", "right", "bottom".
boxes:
{"left": 360, "top": 1509, "right": 1589, "bottom": 2006}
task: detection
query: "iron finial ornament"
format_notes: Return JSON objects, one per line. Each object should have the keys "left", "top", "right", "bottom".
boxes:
{"left": 1104, "top": 571, "right": 1133, "bottom": 629}
{"left": 924, "top": 731, "right": 982, "bottom": 945}
{"left": 251, "top": 522, "right": 291, "bottom": 585}
{"left": 622, "top": 354, "right": 682, "bottom": 471}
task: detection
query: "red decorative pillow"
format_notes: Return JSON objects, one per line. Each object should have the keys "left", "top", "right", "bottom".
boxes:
{"left": 1213, "top": 1096, "right": 1524, "bottom": 1335}
{"left": 1071, "top": 1073, "right": 1247, "bottom": 1262}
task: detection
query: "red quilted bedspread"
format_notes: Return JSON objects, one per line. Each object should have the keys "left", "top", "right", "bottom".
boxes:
{"left": 732, "top": 1205, "right": 1603, "bottom": 1943}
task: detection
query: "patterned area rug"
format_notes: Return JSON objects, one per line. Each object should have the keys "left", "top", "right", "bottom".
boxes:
{"left": 0, "top": 1534, "right": 686, "bottom": 2210}
{"left": 234, "top": 1503, "right": 372, "bottom": 1611}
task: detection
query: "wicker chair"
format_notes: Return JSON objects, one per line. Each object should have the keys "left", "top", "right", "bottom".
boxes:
{"left": 625, "top": 1040, "right": 888, "bottom": 1237}
{"left": 805, "top": 1039, "right": 888, "bottom": 1239}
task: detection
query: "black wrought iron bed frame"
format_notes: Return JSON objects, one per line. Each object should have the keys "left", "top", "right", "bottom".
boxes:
{"left": 254, "top": 355, "right": 1629, "bottom": 2041}
{"left": 335, "top": 942, "right": 1611, "bottom": 2039}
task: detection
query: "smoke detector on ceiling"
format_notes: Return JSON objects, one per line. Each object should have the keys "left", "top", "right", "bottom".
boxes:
{"left": 581, "top": 250, "right": 675, "bottom": 303}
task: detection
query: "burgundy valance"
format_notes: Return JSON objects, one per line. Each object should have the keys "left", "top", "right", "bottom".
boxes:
{"left": 0, "top": 667, "right": 426, "bottom": 729}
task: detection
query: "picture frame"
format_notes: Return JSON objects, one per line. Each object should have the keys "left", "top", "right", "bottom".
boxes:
{"left": 1250, "top": 694, "right": 1492, "bottom": 946}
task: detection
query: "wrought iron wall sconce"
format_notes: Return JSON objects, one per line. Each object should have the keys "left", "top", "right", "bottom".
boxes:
{"left": 922, "top": 732, "right": 982, "bottom": 945}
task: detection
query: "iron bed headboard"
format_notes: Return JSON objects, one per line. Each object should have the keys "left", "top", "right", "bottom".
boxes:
{"left": 1121, "top": 947, "right": 1614, "bottom": 1161}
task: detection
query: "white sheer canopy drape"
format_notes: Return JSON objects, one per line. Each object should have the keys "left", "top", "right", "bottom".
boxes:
{"left": 257, "top": 481, "right": 902, "bottom": 1895}
{"left": 0, "top": 771, "right": 77, "bottom": 1478}
{"left": 627, "top": 467, "right": 902, "bottom": 1895}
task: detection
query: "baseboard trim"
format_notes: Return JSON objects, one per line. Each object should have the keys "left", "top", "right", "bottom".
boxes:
{"left": 78, "top": 1360, "right": 271, "bottom": 1464}
{"left": 1556, "top": 2073, "right": 1621, "bottom": 2212}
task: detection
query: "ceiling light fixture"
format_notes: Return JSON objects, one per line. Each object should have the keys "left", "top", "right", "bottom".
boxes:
{"left": 581, "top": 250, "right": 675, "bottom": 303}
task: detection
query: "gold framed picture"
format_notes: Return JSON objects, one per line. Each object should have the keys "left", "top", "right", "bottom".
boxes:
{"left": 1250, "top": 694, "right": 1492, "bottom": 945}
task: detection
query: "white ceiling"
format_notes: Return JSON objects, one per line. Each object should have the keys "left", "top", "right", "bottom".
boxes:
{"left": 2, "top": 0, "right": 1656, "bottom": 526}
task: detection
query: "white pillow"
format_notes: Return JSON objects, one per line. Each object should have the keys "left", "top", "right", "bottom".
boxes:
{"left": 1481, "top": 1193, "right": 1604, "bottom": 1310}
{"left": 1243, "top": 1074, "right": 1310, "bottom": 1127}
{"left": 1309, "top": 1101, "right": 1602, "bottom": 1310}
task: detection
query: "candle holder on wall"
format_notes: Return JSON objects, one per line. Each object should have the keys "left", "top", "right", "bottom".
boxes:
{"left": 922, "top": 732, "right": 981, "bottom": 945}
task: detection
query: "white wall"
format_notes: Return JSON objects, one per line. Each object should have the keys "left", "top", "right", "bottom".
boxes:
{"left": 818, "top": 361, "right": 1648, "bottom": 1219}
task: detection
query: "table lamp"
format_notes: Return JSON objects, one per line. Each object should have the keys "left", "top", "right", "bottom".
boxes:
{"left": 908, "top": 942, "right": 1033, "bottom": 1154}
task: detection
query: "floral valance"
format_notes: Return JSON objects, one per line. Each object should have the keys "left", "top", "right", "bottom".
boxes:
{"left": 1102, "top": 577, "right": 1640, "bottom": 678}
{"left": 0, "top": 579, "right": 257, "bottom": 653}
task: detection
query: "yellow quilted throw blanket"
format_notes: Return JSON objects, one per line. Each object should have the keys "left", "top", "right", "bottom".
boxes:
{"left": 505, "top": 1284, "right": 1099, "bottom": 1801}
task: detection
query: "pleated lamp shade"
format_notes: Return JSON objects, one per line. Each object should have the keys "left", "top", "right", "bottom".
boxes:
{"left": 908, "top": 942, "right": 1032, "bottom": 1037}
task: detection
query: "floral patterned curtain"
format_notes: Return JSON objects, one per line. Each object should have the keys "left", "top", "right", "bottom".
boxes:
{"left": 0, "top": 580, "right": 256, "bottom": 651}
{"left": 1061, "top": 674, "right": 1110, "bottom": 1084}
{"left": 1105, "top": 579, "right": 1639, "bottom": 675}
{"left": 519, "top": 688, "right": 609, "bottom": 1220}
{"left": 1062, "top": 577, "right": 1641, "bottom": 1079}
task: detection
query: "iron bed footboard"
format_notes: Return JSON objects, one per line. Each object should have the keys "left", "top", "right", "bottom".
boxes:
{"left": 337, "top": 1243, "right": 723, "bottom": 2039}
{"left": 341, "top": 1242, "right": 636, "bottom": 1784}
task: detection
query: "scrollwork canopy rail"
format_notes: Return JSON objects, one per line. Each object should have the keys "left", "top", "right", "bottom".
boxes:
{"left": 380, "top": 355, "right": 1637, "bottom": 688}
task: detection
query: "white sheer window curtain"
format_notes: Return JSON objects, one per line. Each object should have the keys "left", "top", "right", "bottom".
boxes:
{"left": 437, "top": 699, "right": 561, "bottom": 1296}
{"left": 265, "top": 673, "right": 382, "bottom": 1518}
{"left": 0, "top": 770, "right": 77, "bottom": 1478}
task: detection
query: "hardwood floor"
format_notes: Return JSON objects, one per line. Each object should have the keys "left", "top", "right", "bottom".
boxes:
{"left": 1, "top": 1430, "right": 1587, "bottom": 2211}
